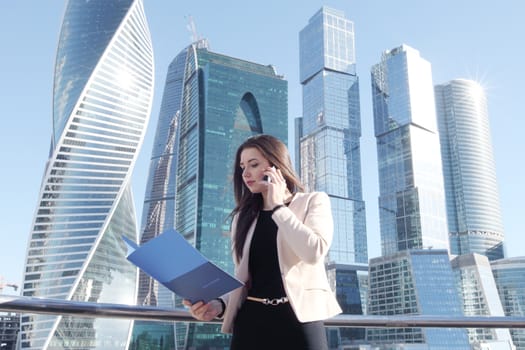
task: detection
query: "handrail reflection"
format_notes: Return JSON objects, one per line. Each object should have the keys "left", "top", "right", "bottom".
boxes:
{"left": 1, "top": 294, "right": 524, "bottom": 328}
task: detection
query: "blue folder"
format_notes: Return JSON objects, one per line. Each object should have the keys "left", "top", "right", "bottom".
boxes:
{"left": 123, "top": 229, "right": 243, "bottom": 303}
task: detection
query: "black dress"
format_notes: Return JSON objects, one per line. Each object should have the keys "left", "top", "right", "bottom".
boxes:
{"left": 230, "top": 210, "right": 328, "bottom": 350}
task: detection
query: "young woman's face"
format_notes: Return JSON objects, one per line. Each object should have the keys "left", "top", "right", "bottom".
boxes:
{"left": 239, "top": 147, "right": 271, "bottom": 193}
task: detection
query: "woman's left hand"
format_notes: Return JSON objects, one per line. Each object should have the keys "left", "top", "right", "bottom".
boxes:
{"left": 182, "top": 299, "right": 223, "bottom": 321}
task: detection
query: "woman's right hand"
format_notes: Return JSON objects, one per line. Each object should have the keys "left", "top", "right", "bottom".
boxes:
{"left": 183, "top": 299, "right": 223, "bottom": 321}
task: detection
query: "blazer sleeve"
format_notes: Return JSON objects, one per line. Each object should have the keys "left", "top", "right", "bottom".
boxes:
{"left": 271, "top": 192, "right": 333, "bottom": 264}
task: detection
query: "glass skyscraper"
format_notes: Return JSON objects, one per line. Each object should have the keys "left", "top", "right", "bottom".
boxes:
{"left": 367, "top": 45, "right": 470, "bottom": 349}
{"left": 299, "top": 6, "right": 367, "bottom": 266}
{"left": 20, "top": 1, "right": 154, "bottom": 349}
{"left": 451, "top": 253, "right": 514, "bottom": 348}
{"left": 367, "top": 250, "right": 470, "bottom": 349}
{"left": 326, "top": 263, "right": 368, "bottom": 345}
{"left": 371, "top": 44, "right": 449, "bottom": 256}
{"left": 436, "top": 79, "right": 512, "bottom": 349}
{"left": 435, "top": 79, "right": 505, "bottom": 260}
{"left": 298, "top": 7, "right": 367, "bottom": 347}
{"left": 491, "top": 257, "right": 525, "bottom": 350}
{"left": 129, "top": 40, "right": 287, "bottom": 349}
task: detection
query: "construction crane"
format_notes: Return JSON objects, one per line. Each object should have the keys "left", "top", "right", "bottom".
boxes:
{"left": 0, "top": 276, "right": 19, "bottom": 293}
{"left": 186, "top": 14, "right": 199, "bottom": 43}
{"left": 185, "top": 15, "right": 209, "bottom": 48}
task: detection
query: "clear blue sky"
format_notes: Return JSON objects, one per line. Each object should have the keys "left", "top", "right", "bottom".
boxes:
{"left": 1, "top": 1, "right": 523, "bottom": 292}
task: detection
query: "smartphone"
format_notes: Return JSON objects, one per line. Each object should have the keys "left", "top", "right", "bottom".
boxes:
{"left": 263, "top": 166, "right": 276, "bottom": 183}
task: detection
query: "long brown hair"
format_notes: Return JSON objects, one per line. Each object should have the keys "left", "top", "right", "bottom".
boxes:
{"left": 230, "top": 134, "right": 304, "bottom": 262}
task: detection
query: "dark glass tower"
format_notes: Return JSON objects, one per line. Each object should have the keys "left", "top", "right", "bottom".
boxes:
{"left": 130, "top": 40, "right": 287, "bottom": 349}
{"left": 20, "top": 0, "right": 154, "bottom": 349}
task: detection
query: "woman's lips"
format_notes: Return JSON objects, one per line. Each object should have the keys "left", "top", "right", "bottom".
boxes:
{"left": 246, "top": 180, "right": 255, "bottom": 187}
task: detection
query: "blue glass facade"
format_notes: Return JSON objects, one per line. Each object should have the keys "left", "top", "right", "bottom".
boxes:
{"left": 491, "top": 257, "right": 525, "bottom": 350}
{"left": 435, "top": 79, "right": 505, "bottom": 260}
{"left": 451, "top": 254, "right": 514, "bottom": 348}
{"left": 371, "top": 45, "right": 449, "bottom": 256}
{"left": 20, "top": 0, "right": 154, "bottom": 349}
{"left": 327, "top": 263, "right": 367, "bottom": 344}
{"left": 367, "top": 250, "right": 470, "bottom": 349}
{"left": 131, "top": 40, "right": 287, "bottom": 349}
{"left": 299, "top": 6, "right": 367, "bottom": 266}
{"left": 368, "top": 45, "right": 468, "bottom": 349}
{"left": 299, "top": 7, "right": 367, "bottom": 347}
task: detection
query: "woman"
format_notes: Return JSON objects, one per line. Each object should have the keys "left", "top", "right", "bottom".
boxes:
{"left": 184, "top": 134, "right": 341, "bottom": 349}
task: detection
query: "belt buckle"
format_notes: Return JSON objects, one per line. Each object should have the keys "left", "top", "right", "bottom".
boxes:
{"left": 263, "top": 297, "right": 288, "bottom": 306}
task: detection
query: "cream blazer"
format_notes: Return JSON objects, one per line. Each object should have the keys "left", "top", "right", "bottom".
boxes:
{"left": 220, "top": 191, "right": 342, "bottom": 334}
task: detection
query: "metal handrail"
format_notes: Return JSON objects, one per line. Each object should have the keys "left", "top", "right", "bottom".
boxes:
{"left": 1, "top": 294, "right": 525, "bottom": 328}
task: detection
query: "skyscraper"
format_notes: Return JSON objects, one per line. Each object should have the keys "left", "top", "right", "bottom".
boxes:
{"left": 435, "top": 79, "right": 512, "bottom": 349}
{"left": 491, "top": 257, "right": 525, "bottom": 350}
{"left": 435, "top": 79, "right": 505, "bottom": 260}
{"left": 299, "top": 6, "right": 367, "bottom": 266}
{"left": 451, "top": 254, "right": 514, "bottom": 348}
{"left": 298, "top": 7, "right": 368, "bottom": 347}
{"left": 367, "top": 250, "right": 470, "bottom": 349}
{"left": 490, "top": 256, "right": 525, "bottom": 350}
{"left": 368, "top": 44, "right": 469, "bottom": 349}
{"left": 371, "top": 44, "right": 449, "bottom": 256}
{"left": 20, "top": 1, "right": 154, "bottom": 349}
{"left": 0, "top": 312, "right": 19, "bottom": 350}
{"left": 130, "top": 40, "right": 287, "bottom": 349}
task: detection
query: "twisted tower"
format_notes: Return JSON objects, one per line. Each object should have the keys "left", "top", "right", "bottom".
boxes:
{"left": 20, "top": 1, "right": 154, "bottom": 348}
